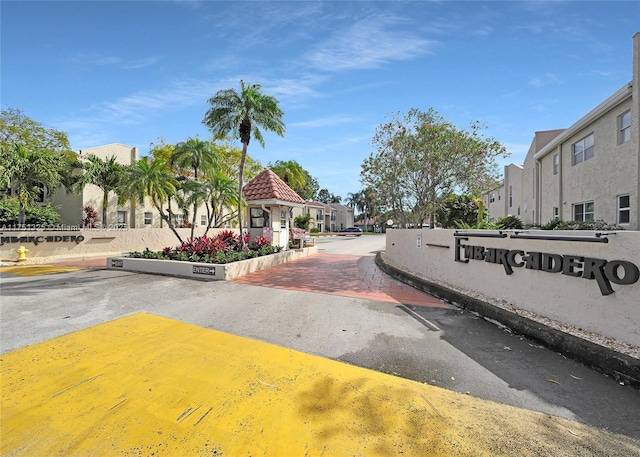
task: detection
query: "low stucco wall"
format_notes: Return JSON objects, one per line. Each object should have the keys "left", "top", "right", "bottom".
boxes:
{"left": 386, "top": 229, "right": 640, "bottom": 348}
{"left": 0, "top": 228, "right": 237, "bottom": 263}
{"left": 107, "top": 246, "right": 318, "bottom": 281}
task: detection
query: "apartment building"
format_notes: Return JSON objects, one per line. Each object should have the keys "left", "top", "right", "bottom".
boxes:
{"left": 485, "top": 32, "right": 639, "bottom": 230}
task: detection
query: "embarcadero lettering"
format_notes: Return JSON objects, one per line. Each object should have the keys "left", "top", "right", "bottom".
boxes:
{"left": 454, "top": 237, "right": 639, "bottom": 296}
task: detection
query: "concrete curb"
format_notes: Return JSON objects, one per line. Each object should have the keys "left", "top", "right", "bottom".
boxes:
{"left": 375, "top": 252, "right": 640, "bottom": 388}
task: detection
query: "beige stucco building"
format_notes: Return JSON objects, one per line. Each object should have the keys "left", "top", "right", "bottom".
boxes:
{"left": 486, "top": 33, "right": 640, "bottom": 230}
{"left": 53, "top": 143, "right": 222, "bottom": 231}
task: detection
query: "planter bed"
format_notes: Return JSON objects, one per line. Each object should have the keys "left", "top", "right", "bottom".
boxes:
{"left": 107, "top": 246, "right": 318, "bottom": 281}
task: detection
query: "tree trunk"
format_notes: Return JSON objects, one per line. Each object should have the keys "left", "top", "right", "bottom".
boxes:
{"left": 102, "top": 192, "right": 108, "bottom": 228}
{"left": 18, "top": 206, "right": 26, "bottom": 226}
{"left": 155, "top": 198, "right": 183, "bottom": 244}
{"left": 238, "top": 142, "right": 248, "bottom": 246}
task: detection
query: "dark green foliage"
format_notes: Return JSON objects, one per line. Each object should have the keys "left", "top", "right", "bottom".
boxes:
{"left": 541, "top": 219, "right": 623, "bottom": 231}
{"left": 495, "top": 214, "right": 524, "bottom": 229}
{"left": 0, "top": 197, "right": 61, "bottom": 226}
{"left": 294, "top": 213, "right": 312, "bottom": 230}
{"left": 128, "top": 232, "right": 282, "bottom": 264}
{"left": 435, "top": 194, "right": 478, "bottom": 228}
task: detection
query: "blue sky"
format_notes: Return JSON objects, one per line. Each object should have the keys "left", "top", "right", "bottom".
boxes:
{"left": 2, "top": 1, "right": 639, "bottom": 201}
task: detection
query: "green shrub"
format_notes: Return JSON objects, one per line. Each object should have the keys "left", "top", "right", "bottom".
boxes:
{"left": 0, "top": 197, "right": 61, "bottom": 226}
{"left": 310, "top": 227, "right": 320, "bottom": 233}
{"left": 542, "top": 219, "right": 623, "bottom": 231}
{"left": 495, "top": 215, "right": 524, "bottom": 230}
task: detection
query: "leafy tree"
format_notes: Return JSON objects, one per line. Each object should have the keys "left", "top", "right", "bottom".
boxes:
{"left": 0, "top": 109, "right": 77, "bottom": 223}
{"left": 269, "top": 160, "right": 306, "bottom": 190}
{"left": 76, "top": 154, "right": 126, "bottom": 228}
{"left": 435, "top": 194, "right": 479, "bottom": 228}
{"left": 203, "top": 80, "right": 285, "bottom": 239}
{"left": 0, "top": 197, "right": 61, "bottom": 226}
{"left": 298, "top": 171, "right": 319, "bottom": 201}
{"left": 496, "top": 214, "right": 524, "bottom": 229}
{"left": 269, "top": 160, "right": 320, "bottom": 200}
{"left": 0, "top": 144, "right": 67, "bottom": 224}
{"left": 0, "top": 107, "right": 70, "bottom": 154}
{"left": 361, "top": 108, "right": 507, "bottom": 228}
{"left": 122, "top": 158, "right": 183, "bottom": 242}
{"left": 317, "top": 188, "right": 341, "bottom": 204}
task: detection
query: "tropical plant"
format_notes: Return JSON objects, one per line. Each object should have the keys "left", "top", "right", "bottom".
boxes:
{"left": 203, "top": 80, "right": 285, "bottom": 240}
{"left": 76, "top": 154, "right": 125, "bottom": 228}
{"left": 294, "top": 213, "right": 312, "bottom": 230}
{"left": 129, "top": 230, "right": 280, "bottom": 264}
{"left": 0, "top": 144, "right": 67, "bottom": 224}
{"left": 495, "top": 214, "right": 524, "bottom": 229}
{"left": 269, "top": 160, "right": 306, "bottom": 190}
{"left": 121, "top": 157, "right": 183, "bottom": 242}
{"left": 0, "top": 197, "right": 61, "bottom": 226}
{"left": 81, "top": 205, "right": 100, "bottom": 228}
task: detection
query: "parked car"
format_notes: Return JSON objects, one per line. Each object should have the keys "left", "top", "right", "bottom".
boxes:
{"left": 338, "top": 227, "right": 363, "bottom": 236}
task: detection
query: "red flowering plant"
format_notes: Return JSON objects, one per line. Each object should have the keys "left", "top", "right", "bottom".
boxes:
{"left": 131, "top": 230, "right": 282, "bottom": 263}
{"left": 81, "top": 206, "right": 100, "bottom": 228}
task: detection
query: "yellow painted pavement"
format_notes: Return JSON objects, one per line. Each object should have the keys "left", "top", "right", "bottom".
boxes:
{"left": 1, "top": 313, "right": 638, "bottom": 456}
{"left": 0, "top": 265, "right": 82, "bottom": 276}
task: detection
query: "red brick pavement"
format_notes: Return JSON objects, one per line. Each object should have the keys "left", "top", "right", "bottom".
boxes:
{"left": 49, "top": 254, "right": 451, "bottom": 308}
{"left": 232, "top": 253, "right": 452, "bottom": 309}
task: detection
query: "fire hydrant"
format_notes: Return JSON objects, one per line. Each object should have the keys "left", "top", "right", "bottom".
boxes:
{"left": 16, "top": 245, "right": 29, "bottom": 262}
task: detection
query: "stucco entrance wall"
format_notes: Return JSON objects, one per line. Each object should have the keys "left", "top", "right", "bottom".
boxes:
{"left": 385, "top": 229, "right": 640, "bottom": 347}
{"left": 0, "top": 228, "right": 235, "bottom": 263}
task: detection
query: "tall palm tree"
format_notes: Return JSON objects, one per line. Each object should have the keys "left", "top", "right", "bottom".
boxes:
{"left": 77, "top": 154, "right": 125, "bottom": 228}
{"left": 0, "top": 143, "right": 65, "bottom": 224}
{"left": 203, "top": 80, "right": 285, "bottom": 238}
{"left": 122, "top": 158, "right": 183, "bottom": 243}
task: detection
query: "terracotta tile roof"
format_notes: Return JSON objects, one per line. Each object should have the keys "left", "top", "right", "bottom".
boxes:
{"left": 243, "top": 169, "right": 306, "bottom": 204}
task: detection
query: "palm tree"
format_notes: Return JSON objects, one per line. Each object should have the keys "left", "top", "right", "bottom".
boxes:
{"left": 77, "top": 154, "right": 125, "bottom": 228}
{"left": 122, "top": 158, "right": 183, "bottom": 243}
{"left": 171, "top": 137, "right": 218, "bottom": 180}
{"left": 171, "top": 138, "right": 219, "bottom": 239}
{"left": 203, "top": 80, "right": 285, "bottom": 238}
{"left": 0, "top": 143, "right": 65, "bottom": 224}
{"left": 201, "top": 169, "right": 238, "bottom": 235}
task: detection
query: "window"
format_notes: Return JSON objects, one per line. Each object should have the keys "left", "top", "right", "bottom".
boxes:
{"left": 489, "top": 193, "right": 495, "bottom": 203}
{"left": 509, "top": 186, "right": 512, "bottom": 208}
{"left": 553, "top": 154, "right": 559, "bottom": 175}
{"left": 144, "top": 212, "right": 152, "bottom": 225}
{"left": 280, "top": 210, "right": 286, "bottom": 229}
{"left": 572, "top": 133, "right": 594, "bottom": 165}
{"left": 316, "top": 210, "right": 323, "bottom": 221}
{"left": 618, "top": 194, "right": 630, "bottom": 224}
{"left": 553, "top": 207, "right": 559, "bottom": 219}
{"left": 117, "top": 211, "right": 128, "bottom": 228}
{"left": 619, "top": 110, "right": 631, "bottom": 144}
{"left": 497, "top": 191, "right": 501, "bottom": 201}
{"left": 573, "top": 201, "right": 594, "bottom": 222}
{"left": 201, "top": 214, "right": 207, "bottom": 226}
{"left": 250, "top": 207, "right": 269, "bottom": 228}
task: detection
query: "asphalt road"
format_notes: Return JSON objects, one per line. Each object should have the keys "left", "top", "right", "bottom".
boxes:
{"left": 1, "top": 234, "right": 639, "bottom": 444}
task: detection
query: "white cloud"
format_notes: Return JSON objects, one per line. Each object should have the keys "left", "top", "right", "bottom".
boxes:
{"left": 305, "top": 16, "right": 437, "bottom": 71}
{"left": 289, "top": 115, "right": 360, "bottom": 129}
{"left": 527, "top": 73, "right": 561, "bottom": 88}
{"left": 66, "top": 53, "right": 159, "bottom": 69}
